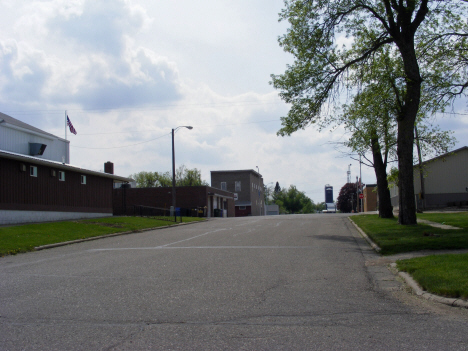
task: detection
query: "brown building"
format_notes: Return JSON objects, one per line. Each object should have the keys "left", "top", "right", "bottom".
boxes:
{"left": 0, "top": 150, "right": 131, "bottom": 225}
{"left": 363, "top": 184, "right": 378, "bottom": 212}
{"left": 113, "top": 186, "right": 235, "bottom": 218}
{"left": 211, "top": 169, "right": 264, "bottom": 216}
{"left": 0, "top": 113, "right": 132, "bottom": 225}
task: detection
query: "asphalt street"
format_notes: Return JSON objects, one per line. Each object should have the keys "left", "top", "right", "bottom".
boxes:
{"left": 1, "top": 214, "right": 468, "bottom": 350}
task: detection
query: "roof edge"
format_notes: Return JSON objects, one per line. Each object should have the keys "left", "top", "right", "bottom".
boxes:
{"left": 0, "top": 150, "right": 132, "bottom": 182}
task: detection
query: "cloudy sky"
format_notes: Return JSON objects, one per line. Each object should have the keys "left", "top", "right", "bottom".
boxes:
{"left": 1, "top": 0, "right": 467, "bottom": 203}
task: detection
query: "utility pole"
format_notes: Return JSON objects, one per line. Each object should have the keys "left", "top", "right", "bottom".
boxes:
{"left": 415, "top": 125, "right": 425, "bottom": 211}
{"left": 360, "top": 154, "right": 363, "bottom": 212}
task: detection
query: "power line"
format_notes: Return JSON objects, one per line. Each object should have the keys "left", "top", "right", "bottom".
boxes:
{"left": 77, "top": 119, "right": 281, "bottom": 135}
{"left": 71, "top": 132, "right": 171, "bottom": 149}
{"left": 70, "top": 117, "right": 282, "bottom": 148}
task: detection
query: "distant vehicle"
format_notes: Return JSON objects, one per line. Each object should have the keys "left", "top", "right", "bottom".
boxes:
{"left": 323, "top": 203, "right": 336, "bottom": 213}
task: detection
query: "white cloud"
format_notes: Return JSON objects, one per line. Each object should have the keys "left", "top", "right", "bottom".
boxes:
{"left": 0, "top": 41, "right": 51, "bottom": 103}
{"left": 48, "top": 0, "right": 150, "bottom": 56}
{"left": 2, "top": 0, "right": 465, "bottom": 205}
{"left": 0, "top": 1, "right": 182, "bottom": 110}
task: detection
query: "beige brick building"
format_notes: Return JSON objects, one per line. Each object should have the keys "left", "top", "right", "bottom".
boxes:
{"left": 211, "top": 169, "right": 264, "bottom": 216}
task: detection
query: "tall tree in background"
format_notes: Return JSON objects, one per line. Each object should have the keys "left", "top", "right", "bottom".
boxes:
{"left": 130, "top": 165, "right": 208, "bottom": 188}
{"left": 337, "top": 183, "right": 358, "bottom": 213}
{"left": 175, "top": 165, "right": 209, "bottom": 186}
{"left": 264, "top": 184, "right": 275, "bottom": 205}
{"left": 130, "top": 171, "right": 159, "bottom": 188}
{"left": 274, "top": 181, "right": 281, "bottom": 193}
{"left": 273, "top": 185, "right": 315, "bottom": 214}
{"left": 271, "top": 0, "right": 468, "bottom": 224}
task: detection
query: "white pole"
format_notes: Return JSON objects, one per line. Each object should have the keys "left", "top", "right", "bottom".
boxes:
{"left": 64, "top": 110, "right": 67, "bottom": 164}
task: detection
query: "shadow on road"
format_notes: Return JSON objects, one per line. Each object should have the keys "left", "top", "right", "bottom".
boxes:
{"left": 308, "top": 234, "right": 357, "bottom": 243}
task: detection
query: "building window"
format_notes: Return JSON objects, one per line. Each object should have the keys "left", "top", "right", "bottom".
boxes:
{"left": 235, "top": 181, "right": 241, "bottom": 192}
{"left": 59, "top": 171, "right": 65, "bottom": 181}
{"left": 239, "top": 206, "right": 246, "bottom": 210}
{"left": 30, "top": 166, "right": 37, "bottom": 177}
{"left": 221, "top": 182, "right": 227, "bottom": 191}
{"left": 81, "top": 175, "right": 87, "bottom": 184}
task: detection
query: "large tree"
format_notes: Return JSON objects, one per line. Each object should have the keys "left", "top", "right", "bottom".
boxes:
{"left": 338, "top": 49, "right": 455, "bottom": 218}
{"left": 271, "top": 0, "right": 468, "bottom": 224}
{"left": 337, "top": 183, "right": 358, "bottom": 213}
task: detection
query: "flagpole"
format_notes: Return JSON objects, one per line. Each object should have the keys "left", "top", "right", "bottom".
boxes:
{"left": 65, "top": 110, "right": 67, "bottom": 164}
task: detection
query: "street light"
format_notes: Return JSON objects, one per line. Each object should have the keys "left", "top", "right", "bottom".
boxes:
{"left": 172, "top": 126, "right": 193, "bottom": 221}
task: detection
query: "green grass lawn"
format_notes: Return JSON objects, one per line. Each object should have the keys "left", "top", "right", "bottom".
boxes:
{"left": 0, "top": 216, "right": 205, "bottom": 256}
{"left": 417, "top": 212, "right": 468, "bottom": 229}
{"left": 397, "top": 253, "right": 468, "bottom": 299}
{"left": 350, "top": 213, "right": 468, "bottom": 255}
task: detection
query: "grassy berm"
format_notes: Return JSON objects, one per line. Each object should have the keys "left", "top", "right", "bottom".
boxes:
{"left": 0, "top": 216, "right": 204, "bottom": 256}
{"left": 351, "top": 212, "right": 468, "bottom": 300}
{"left": 351, "top": 212, "right": 468, "bottom": 255}
{"left": 397, "top": 253, "right": 468, "bottom": 300}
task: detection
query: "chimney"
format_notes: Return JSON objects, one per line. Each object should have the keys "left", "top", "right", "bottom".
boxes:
{"left": 104, "top": 161, "right": 114, "bottom": 174}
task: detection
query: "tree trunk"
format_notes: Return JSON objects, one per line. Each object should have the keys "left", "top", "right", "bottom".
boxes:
{"left": 395, "top": 36, "right": 422, "bottom": 225}
{"left": 397, "top": 116, "right": 417, "bottom": 224}
{"left": 371, "top": 137, "right": 393, "bottom": 218}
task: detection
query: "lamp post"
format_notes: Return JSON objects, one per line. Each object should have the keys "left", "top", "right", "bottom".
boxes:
{"left": 172, "top": 126, "right": 193, "bottom": 221}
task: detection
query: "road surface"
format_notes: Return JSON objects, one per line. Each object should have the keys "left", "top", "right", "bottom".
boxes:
{"left": 1, "top": 214, "right": 468, "bottom": 350}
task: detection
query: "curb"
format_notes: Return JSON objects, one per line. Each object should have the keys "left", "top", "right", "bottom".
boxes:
{"left": 34, "top": 219, "right": 206, "bottom": 251}
{"left": 348, "top": 218, "right": 381, "bottom": 252}
{"left": 393, "top": 264, "right": 468, "bottom": 309}
{"left": 349, "top": 217, "right": 468, "bottom": 309}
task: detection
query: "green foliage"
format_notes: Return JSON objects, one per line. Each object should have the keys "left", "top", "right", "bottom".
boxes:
{"left": 387, "top": 167, "right": 399, "bottom": 188}
{"left": 336, "top": 183, "right": 357, "bottom": 213}
{"left": 272, "top": 185, "right": 316, "bottom": 214}
{"left": 339, "top": 46, "right": 456, "bottom": 163}
{"left": 175, "top": 165, "right": 209, "bottom": 186}
{"left": 131, "top": 171, "right": 159, "bottom": 188}
{"left": 263, "top": 184, "right": 274, "bottom": 205}
{"left": 130, "top": 165, "right": 208, "bottom": 188}
{"left": 315, "top": 202, "right": 326, "bottom": 212}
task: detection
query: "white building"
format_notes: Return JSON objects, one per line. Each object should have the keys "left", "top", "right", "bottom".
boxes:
{"left": 390, "top": 146, "right": 468, "bottom": 209}
{"left": 0, "top": 112, "right": 70, "bottom": 164}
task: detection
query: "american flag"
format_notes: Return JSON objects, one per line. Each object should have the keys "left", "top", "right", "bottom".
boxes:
{"left": 67, "top": 116, "right": 77, "bottom": 135}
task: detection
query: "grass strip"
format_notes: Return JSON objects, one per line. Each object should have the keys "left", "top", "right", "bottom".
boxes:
{"left": 0, "top": 216, "right": 205, "bottom": 256}
{"left": 417, "top": 212, "right": 468, "bottom": 229}
{"left": 351, "top": 213, "right": 468, "bottom": 255}
{"left": 397, "top": 253, "right": 468, "bottom": 299}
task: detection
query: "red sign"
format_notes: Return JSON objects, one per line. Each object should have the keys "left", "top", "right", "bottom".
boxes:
{"left": 359, "top": 194, "right": 364, "bottom": 199}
